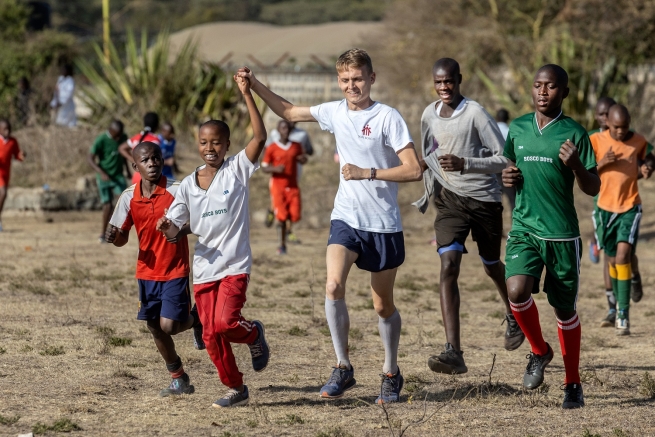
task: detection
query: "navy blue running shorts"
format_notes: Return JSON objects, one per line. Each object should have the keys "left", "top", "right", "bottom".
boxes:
{"left": 327, "top": 219, "right": 405, "bottom": 272}
{"left": 137, "top": 277, "right": 191, "bottom": 322}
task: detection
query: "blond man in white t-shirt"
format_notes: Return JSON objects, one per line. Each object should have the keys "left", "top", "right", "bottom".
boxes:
{"left": 238, "top": 49, "right": 422, "bottom": 404}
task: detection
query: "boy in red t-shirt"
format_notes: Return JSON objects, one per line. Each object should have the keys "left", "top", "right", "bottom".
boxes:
{"left": 262, "top": 120, "right": 307, "bottom": 254}
{"left": 119, "top": 112, "right": 161, "bottom": 184}
{"left": 106, "top": 141, "right": 204, "bottom": 397}
{"left": 0, "top": 119, "right": 25, "bottom": 231}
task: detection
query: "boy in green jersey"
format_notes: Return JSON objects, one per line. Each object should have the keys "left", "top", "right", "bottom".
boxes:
{"left": 88, "top": 119, "right": 128, "bottom": 243}
{"left": 502, "top": 64, "right": 600, "bottom": 409}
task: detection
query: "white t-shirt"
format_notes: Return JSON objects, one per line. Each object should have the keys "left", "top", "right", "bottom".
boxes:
{"left": 310, "top": 100, "right": 413, "bottom": 233}
{"left": 166, "top": 150, "right": 258, "bottom": 284}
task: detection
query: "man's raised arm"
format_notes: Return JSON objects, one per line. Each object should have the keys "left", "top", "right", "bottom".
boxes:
{"left": 237, "top": 67, "right": 316, "bottom": 123}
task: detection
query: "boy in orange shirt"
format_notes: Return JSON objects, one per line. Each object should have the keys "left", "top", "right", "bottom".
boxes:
{"left": 0, "top": 119, "right": 25, "bottom": 232}
{"left": 591, "top": 104, "right": 651, "bottom": 336}
{"left": 261, "top": 120, "right": 307, "bottom": 254}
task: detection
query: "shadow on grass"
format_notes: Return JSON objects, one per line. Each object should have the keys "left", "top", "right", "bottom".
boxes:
{"left": 258, "top": 396, "right": 372, "bottom": 408}
{"left": 259, "top": 384, "right": 319, "bottom": 394}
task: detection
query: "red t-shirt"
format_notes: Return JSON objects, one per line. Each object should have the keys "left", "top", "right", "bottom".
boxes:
{"left": 262, "top": 141, "right": 303, "bottom": 189}
{"left": 127, "top": 132, "right": 160, "bottom": 149}
{"left": 0, "top": 135, "right": 22, "bottom": 184}
{"left": 108, "top": 176, "right": 190, "bottom": 281}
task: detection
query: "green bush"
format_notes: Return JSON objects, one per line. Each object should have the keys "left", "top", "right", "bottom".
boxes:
{"left": 76, "top": 29, "right": 256, "bottom": 135}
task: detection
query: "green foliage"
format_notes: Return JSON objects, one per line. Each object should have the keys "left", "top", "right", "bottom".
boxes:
{"left": 32, "top": 418, "right": 81, "bottom": 434}
{"left": 316, "top": 428, "right": 353, "bottom": 437}
{"left": 639, "top": 371, "right": 655, "bottom": 398}
{"left": 0, "top": 0, "right": 28, "bottom": 41}
{"left": 371, "top": 0, "right": 655, "bottom": 129}
{"left": 76, "top": 29, "right": 252, "bottom": 133}
{"left": 0, "top": 2, "right": 76, "bottom": 124}
{"left": 288, "top": 326, "right": 308, "bottom": 336}
{"left": 108, "top": 336, "right": 132, "bottom": 347}
{"left": 0, "top": 414, "right": 20, "bottom": 425}
{"left": 40, "top": 346, "right": 65, "bottom": 356}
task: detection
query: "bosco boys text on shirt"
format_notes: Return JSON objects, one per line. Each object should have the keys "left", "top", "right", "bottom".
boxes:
{"left": 310, "top": 100, "right": 413, "bottom": 233}
{"left": 166, "top": 150, "right": 258, "bottom": 284}
{"left": 504, "top": 112, "right": 596, "bottom": 239}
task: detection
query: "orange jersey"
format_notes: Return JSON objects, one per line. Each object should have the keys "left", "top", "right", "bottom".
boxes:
{"left": 591, "top": 130, "right": 647, "bottom": 213}
{"left": 0, "top": 135, "right": 23, "bottom": 186}
{"left": 262, "top": 141, "right": 303, "bottom": 188}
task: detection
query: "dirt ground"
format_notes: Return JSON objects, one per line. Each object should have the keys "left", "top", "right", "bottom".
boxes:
{"left": 2, "top": 176, "right": 655, "bottom": 437}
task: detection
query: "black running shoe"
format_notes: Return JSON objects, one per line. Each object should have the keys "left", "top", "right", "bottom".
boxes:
{"left": 562, "top": 382, "right": 585, "bottom": 409}
{"left": 600, "top": 310, "right": 616, "bottom": 328}
{"left": 247, "top": 320, "right": 270, "bottom": 372}
{"left": 523, "top": 343, "right": 553, "bottom": 389}
{"left": 427, "top": 343, "right": 468, "bottom": 374}
{"left": 159, "top": 373, "right": 194, "bottom": 397}
{"left": 503, "top": 314, "right": 525, "bottom": 351}
{"left": 631, "top": 275, "right": 643, "bottom": 303}
{"left": 190, "top": 304, "right": 205, "bottom": 350}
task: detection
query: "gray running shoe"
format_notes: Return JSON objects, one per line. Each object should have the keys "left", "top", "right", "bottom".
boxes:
{"left": 376, "top": 369, "right": 404, "bottom": 404}
{"left": 159, "top": 373, "right": 194, "bottom": 397}
{"left": 562, "top": 383, "right": 585, "bottom": 409}
{"left": 213, "top": 385, "right": 250, "bottom": 408}
{"left": 503, "top": 314, "right": 525, "bottom": 351}
{"left": 631, "top": 275, "right": 643, "bottom": 303}
{"left": 600, "top": 310, "right": 616, "bottom": 328}
{"left": 523, "top": 343, "right": 553, "bottom": 390}
{"left": 427, "top": 343, "right": 468, "bottom": 374}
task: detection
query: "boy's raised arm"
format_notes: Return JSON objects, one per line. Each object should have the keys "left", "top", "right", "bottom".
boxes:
{"left": 234, "top": 73, "right": 267, "bottom": 163}
{"left": 237, "top": 67, "right": 315, "bottom": 123}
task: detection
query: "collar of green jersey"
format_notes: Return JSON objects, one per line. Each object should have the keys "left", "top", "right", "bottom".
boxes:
{"left": 533, "top": 110, "right": 563, "bottom": 135}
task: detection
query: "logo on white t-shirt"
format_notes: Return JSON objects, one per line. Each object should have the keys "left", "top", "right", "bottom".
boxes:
{"left": 362, "top": 124, "right": 372, "bottom": 136}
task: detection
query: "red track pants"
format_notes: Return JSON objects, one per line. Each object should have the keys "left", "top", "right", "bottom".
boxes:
{"left": 193, "top": 274, "right": 258, "bottom": 388}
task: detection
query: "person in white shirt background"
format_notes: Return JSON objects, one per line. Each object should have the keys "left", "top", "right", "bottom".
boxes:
{"left": 50, "top": 64, "right": 77, "bottom": 128}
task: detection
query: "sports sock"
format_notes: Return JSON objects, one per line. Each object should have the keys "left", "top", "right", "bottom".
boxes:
{"left": 325, "top": 297, "right": 351, "bottom": 368}
{"left": 510, "top": 296, "right": 548, "bottom": 356}
{"left": 166, "top": 356, "right": 185, "bottom": 379}
{"left": 608, "top": 263, "right": 619, "bottom": 302}
{"left": 557, "top": 314, "right": 581, "bottom": 384}
{"left": 605, "top": 288, "right": 616, "bottom": 312}
{"left": 378, "top": 310, "right": 401, "bottom": 375}
{"left": 616, "top": 263, "right": 632, "bottom": 317}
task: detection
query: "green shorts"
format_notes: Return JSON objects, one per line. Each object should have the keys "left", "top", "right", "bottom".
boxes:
{"left": 505, "top": 233, "right": 581, "bottom": 311}
{"left": 592, "top": 204, "right": 641, "bottom": 257}
{"left": 97, "top": 174, "right": 127, "bottom": 204}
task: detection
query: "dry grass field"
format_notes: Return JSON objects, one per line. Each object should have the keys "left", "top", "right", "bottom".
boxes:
{"left": 2, "top": 162, "right": 655, "bottom": 436}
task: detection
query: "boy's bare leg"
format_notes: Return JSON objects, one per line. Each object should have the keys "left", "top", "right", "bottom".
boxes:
{"left": 101, "top": 202, "right": 112, "bottom": 239}
{"left": 438, "top": 250, "right": 462, "bottom": 350}
{"left": 371, "top": 268, "right": 400, "bottom": 375}
{"left": 147, "top": 318, "right": 179, "bottom": 364}
{"left": 325, "top": 244, "right": 358, "bottom": 367}
{"left": 0, "top": 186, "right": 7, "bottom": 222}
{"left": 483, "top": 261, "right": 512, "bottom": 314}
{"left": 279, "top": 220, "right": 287, "bottom": 251}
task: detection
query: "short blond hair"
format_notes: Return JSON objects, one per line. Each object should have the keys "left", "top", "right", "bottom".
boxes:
{"left": 335, "top": 48, "right": 373, "bottom": 74}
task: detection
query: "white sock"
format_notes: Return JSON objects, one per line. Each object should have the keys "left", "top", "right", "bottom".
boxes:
{"left": 325, "top": 297, "right": 350, "bottom": 368}
{"left": 379, "top": 309, "right": 401, "bottom": 375}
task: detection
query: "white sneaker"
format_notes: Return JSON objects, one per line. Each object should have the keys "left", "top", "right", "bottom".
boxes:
{"left": 615, "top": 317, "right": 630, "bottom": 336}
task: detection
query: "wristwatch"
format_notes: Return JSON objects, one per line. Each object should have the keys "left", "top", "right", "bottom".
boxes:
{"left": 369, "top": 168, "right": 377, "bottom": 181}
